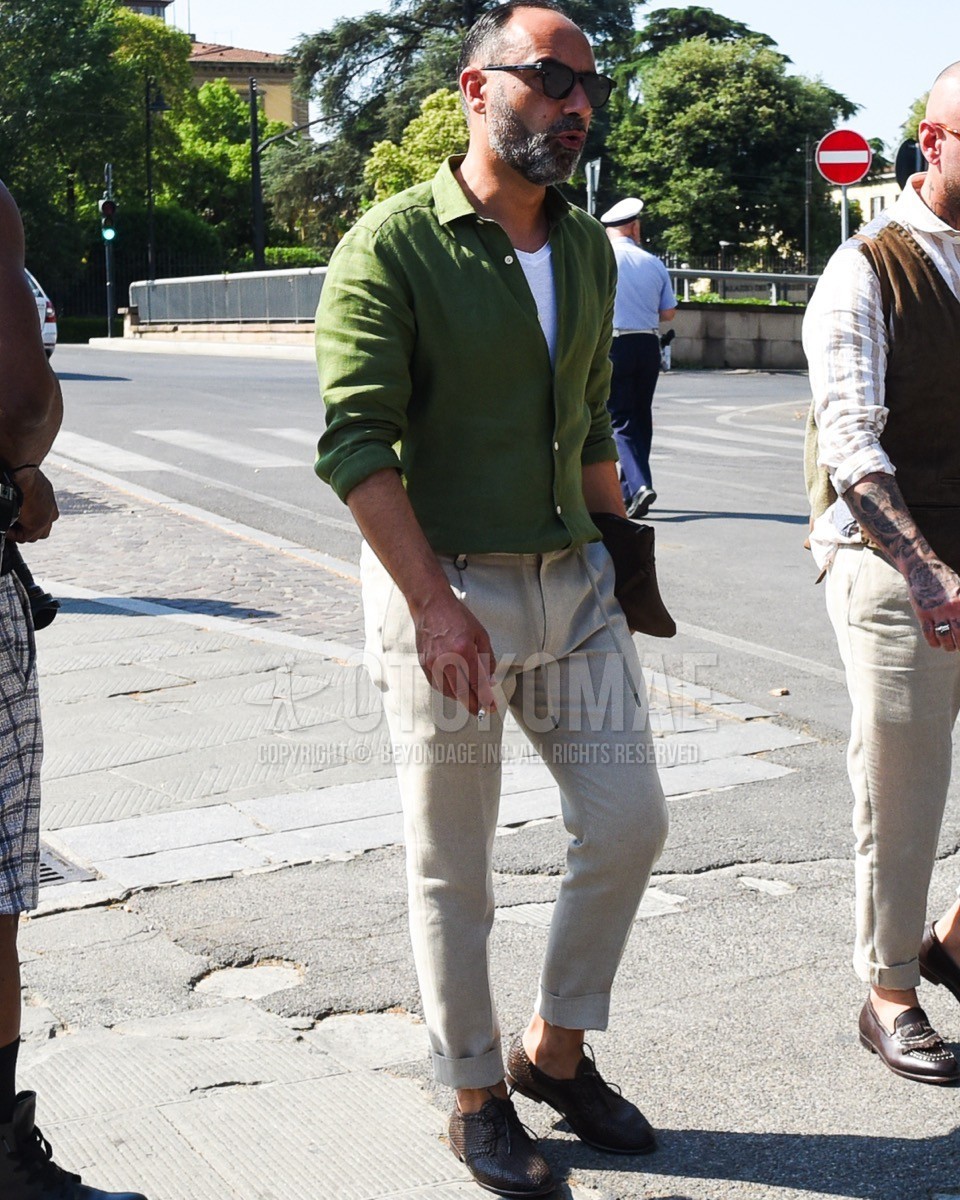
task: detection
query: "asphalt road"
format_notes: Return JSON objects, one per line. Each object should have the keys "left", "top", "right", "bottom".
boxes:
{"left": 50, "top": 345, "right": 846, "bottom": 734}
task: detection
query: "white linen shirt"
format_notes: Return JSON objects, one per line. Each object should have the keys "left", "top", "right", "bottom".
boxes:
{"left": 802, "top": 174, "right": 960, "bottom": 568}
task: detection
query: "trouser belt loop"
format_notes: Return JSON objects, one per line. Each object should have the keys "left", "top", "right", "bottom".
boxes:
{"left": 454, "top": 554, "right": 468, "bottom": 570}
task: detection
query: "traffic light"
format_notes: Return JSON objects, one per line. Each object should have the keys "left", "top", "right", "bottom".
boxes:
{"left": 98, "top": 197, "right": 118, "bottom": 242}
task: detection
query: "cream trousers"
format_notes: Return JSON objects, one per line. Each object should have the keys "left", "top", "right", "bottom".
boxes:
{"left": 361, "top": 539, "right": 669, "bottom": 1088}
{"left": 826, "top": 544, "right": 960, "bottom": 990}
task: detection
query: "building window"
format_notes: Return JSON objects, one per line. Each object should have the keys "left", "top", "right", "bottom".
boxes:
{"left": 870, "top": 196, "right": 885, "bottom": 218}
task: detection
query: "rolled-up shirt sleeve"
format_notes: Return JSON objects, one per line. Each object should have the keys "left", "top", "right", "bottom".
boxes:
{"left": 802, "top": 246, "right": 896, "bottom": 495}
{"left": 580, "top": 241, "right": 619, "bottom": 467}
{"left": 315, "top": 222, "right": 416, "bottom": 502}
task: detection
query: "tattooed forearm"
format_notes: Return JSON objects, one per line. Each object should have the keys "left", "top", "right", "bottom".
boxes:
{"left": 845, "top": 472, "right": 960, "bottom": 612}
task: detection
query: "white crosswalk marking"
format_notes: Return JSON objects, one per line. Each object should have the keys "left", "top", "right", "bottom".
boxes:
{"left": 53, "top": 431, "right": 169, "bottom": 473}
{"left": 252, "top": 427, "right": 317, "bottom": 448}
{"left": 135, "top": 429, "right": 302, "bottom": 469}
{"left": 660, "top": 424, "right": 800, "bottom": 451}
{"left": 653, "top": 434, "right": 777, "bottom": 459}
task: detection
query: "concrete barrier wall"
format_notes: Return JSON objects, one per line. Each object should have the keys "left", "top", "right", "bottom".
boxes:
{"left": 123, "top": 301, "right": 808, "bottom": 371}
{"left": 670, "top": 304, "right": 806, "bottom": 370}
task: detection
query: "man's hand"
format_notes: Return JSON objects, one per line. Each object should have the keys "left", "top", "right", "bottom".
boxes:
{"left": 8, "top": 468, "right": 58, "bottom": 543}
{"left": 411, "top": 586, "right": 497, "bottom": 716}
{"left": 845, "top": 471, "right": 960, "bottom": 651}
{"left": 903, "top": 557, "right": 960, "bottom": 650}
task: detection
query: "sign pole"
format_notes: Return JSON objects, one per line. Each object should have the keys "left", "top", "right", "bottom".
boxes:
{"left": 104, "top": 163, "right": 115, "bottom": 340}
{"left": 841, "top": 184, "right": 849, "bottom": 243}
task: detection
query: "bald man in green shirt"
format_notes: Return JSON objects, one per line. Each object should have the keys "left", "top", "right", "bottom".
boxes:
{"left": 316, "top": 3, "right": 668, "bottom": 1193}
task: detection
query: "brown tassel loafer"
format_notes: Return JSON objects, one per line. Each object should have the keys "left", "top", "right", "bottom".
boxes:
{"left": 506, "top": 1038, "right": 657, "bottom": 1155}
{"left": 919, "top": 922, "right": 960, "bottom": 1003}
{"left": 858, "top": 999, "right": 960, "bottom": 1086}
{"left": 448, "top": 1093, "right": 556, "bottom": 1198}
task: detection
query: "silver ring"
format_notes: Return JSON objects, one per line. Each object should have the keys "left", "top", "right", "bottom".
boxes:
{"left": 935, "top": 622, "right": 952, "bottom": 636}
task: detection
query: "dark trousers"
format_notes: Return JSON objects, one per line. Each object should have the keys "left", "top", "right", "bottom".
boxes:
{"left": 607, "top": 333, "right": 661, "bottom": 504}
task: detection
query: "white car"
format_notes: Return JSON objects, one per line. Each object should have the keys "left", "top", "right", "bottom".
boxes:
{"left": 25, "top": 270, "right": 57, "bottom": 358}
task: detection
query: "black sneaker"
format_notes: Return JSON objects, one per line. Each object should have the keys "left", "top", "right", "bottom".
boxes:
{"left": 0, "top": 1092, "right": 149, "bottom": 1199}
{"left": 448, "top": 1093, "right": 555, "bottom": 1197}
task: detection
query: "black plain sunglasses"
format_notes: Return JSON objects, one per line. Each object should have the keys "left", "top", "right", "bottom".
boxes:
{"left": 481, "top": 59, "right": 615, "bottom": 109}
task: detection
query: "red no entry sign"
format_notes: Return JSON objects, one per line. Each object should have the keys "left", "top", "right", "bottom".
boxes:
{"left": 815, "top": 129, "right": 872, "bottom": 186}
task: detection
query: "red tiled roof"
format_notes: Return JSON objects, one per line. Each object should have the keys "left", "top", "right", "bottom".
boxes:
{"left": 189, "top": 41, "right": 289, "bottom": 64}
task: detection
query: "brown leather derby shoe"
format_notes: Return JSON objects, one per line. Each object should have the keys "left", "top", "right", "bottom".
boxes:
{"left": 919, "top": 922, "right": 960, "bottom": 1003}
{"left": 505, "top": 1038, "right": 656, "bottom": 1155}
{"left": 858, "top": 999, "right": 960, "bottom": 1086}
{"left": 448, "top": 1094, "right": 556, "bottom": 1198}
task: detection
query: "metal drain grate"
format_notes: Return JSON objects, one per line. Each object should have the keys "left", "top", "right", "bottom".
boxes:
{"left": 38, "top": 843, "right": 96, "bottom": 888}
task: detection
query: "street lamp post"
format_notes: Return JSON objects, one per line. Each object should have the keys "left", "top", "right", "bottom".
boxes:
{"left": 145, "top": 77, "right": 170, "bottom": 281}
{"left": 718, "top": 240, "right": 732, "bottom": 298}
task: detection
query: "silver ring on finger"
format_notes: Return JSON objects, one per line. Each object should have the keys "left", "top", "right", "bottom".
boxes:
{"left": 935, "top": 622, "right": 952, "bottom": 637}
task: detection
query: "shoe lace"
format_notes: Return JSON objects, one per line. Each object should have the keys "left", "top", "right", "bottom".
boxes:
{"left": 4, "top": 1123, "right": 81, "bottom": 1187}
{"left": 579, "top": 1042, "right": 623, "bottom": 1111}
{"left": 479, "top": 1095, "right": 539, "bottom": 1157}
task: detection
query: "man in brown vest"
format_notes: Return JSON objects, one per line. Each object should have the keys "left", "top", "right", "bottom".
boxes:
{"left": 803, "top": 62, "right": 960, "bottom": 1086}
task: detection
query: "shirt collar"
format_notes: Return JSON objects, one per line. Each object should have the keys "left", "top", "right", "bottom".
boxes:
{"left": 897, "top": 172, "right": 960, "bottom": 239}
{"left": 432, "top": 156, "right": 571, "bottom": 229}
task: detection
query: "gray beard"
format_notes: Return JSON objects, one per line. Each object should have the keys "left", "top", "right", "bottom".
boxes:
{"left": 487, "top": 98, "right": 584, "bottom": 186}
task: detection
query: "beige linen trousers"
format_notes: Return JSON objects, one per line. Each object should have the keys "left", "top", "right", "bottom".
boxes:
{"left": 361, "top": 539, "right": 669, "bottom": 1088}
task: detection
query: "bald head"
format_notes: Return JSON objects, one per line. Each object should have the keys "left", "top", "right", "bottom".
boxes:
{"left": 926, "top": 60, "right": 960, "bottom": 123}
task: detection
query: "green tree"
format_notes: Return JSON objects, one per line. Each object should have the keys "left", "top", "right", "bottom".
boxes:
{"left": 261, "top": 138, "right": 357, "bottom": 255}
{"left": 608, "top": 36, "right": 855, "bottom": 263}
{"left": 291, "top": 0, "right": 640, "bottom": 224}
{"left": 632, "top": 5, "right": 779, "bottom": 60}
{"left": 162, "top": 79, "right": 286, "bottom": 260}
{"left": 901, "top": 93, "right": 928, "bottom": 142}
{"left": 364, "top": 90, "right": 467, "bottom": 202}
{"left": 0, "top": 0, "right": 128, "bottom": 288}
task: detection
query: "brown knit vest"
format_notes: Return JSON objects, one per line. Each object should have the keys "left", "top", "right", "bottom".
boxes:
{"left": 805, "top": 221, "right": 960, "bottom": 570}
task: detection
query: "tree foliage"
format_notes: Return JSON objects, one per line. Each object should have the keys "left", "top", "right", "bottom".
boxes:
{"left": 632, "top": 6, "right": 779, "bottom": 60}
{"left": 364, "top": 90, "right": 467, "bottom": 202}
{"left": 901, "top": 92, "right": 928, "bottom": 143}
{"left": 608, "top": 36, "right": 856, "bottom": 262}
{"left": 161, "top": 79, "right": 286, "bottom": 257}
{"left": 292, "top": 0, "right": 638, "bottom": 219}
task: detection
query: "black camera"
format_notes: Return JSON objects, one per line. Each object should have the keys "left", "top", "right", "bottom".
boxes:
{"left": 0, "top": 474, "right": 59, "bottom": 630}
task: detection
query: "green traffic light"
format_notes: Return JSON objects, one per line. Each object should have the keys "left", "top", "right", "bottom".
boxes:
{"left": 101, "top": 227, "right": 116, "bottom": 242}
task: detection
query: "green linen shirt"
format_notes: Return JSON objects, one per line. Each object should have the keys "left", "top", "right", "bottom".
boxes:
{"left": 315, "top": 156, "right": 619, "bottom": 554}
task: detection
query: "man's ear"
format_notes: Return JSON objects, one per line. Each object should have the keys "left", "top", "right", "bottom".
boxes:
{"left": 460, "top": 67, "right": 486, "bottom": 116}
{"left": 918, "top": 120, "right": 942, "bottom": 169}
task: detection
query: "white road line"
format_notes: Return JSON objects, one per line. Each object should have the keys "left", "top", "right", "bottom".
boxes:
{"left": 47, "top": 453, "right": 361, "bottom": 580}
{"left": 136, "top": 429, "right": 302, "bottom": 469}
{"left": 653, "top": 434, "right": 779, "bottom": 459}
{"left": 52, "top": 582, "right": 359, "bottom": 661}
{"left": 728, "top": 423, "right": 805, "bottom": 438}
{"left": 660, "top": 425, "right": 800, "bottom": 451}
{"left": 253, "top": 426, "right": 317, "bottom": 448}
{"left": 53, "top": 431, "right": 169, "bottom": 474}
{"left": 48, "top": 438, "right": 358, "bottom": 535}
{"left": 677, "top": 620, "right": 845, "bottom": 683}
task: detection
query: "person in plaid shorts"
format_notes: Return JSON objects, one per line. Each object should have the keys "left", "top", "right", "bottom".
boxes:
{"left": 0, "top": 181, "right": 147, "bottom": 1199}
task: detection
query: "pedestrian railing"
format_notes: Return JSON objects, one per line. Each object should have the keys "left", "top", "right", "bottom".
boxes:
{"left": 668, "top": 267, "right": 820, "bottom": 305}
{"left": 129, "top": 267, "right": 328, "bottom": 325}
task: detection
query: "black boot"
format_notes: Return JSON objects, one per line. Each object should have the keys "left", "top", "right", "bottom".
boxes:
{"left": 0, "top": 1092, "right": 148, "bottom": 1199}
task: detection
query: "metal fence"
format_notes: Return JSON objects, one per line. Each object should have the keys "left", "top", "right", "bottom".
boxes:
{"left": 128, "top": 263, "right": 817, "bottom": 326}
{"left": 129, "top": 267, "right": 328, "bottom": 324}
{"left": 668, "top": 267, "right": 820, "bottom": 305}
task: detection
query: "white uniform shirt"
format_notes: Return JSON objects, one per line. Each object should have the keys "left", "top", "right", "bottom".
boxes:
{"left": 802, "top": 174, "right": 960, "bottom": 569}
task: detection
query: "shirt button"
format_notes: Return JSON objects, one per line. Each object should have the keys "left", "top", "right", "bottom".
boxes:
{"left": 556, "top": 505, "right": 562, "bottom": 514}
{"left": 504, "top": 255, "right": 514, "bottom": 264}
{"left": 553, "top": 442, "right": 559, "bottom": 451}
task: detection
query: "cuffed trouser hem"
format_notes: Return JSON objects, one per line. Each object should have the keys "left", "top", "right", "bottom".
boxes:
{"left": 537, "top": 986, "right": 610, "bottom": 1032}
{"left": 431, "top": 1044, "right": 504, "bottom": 1090}
{"left": 854, "top": 955, "right": 921, "bottom": 992}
